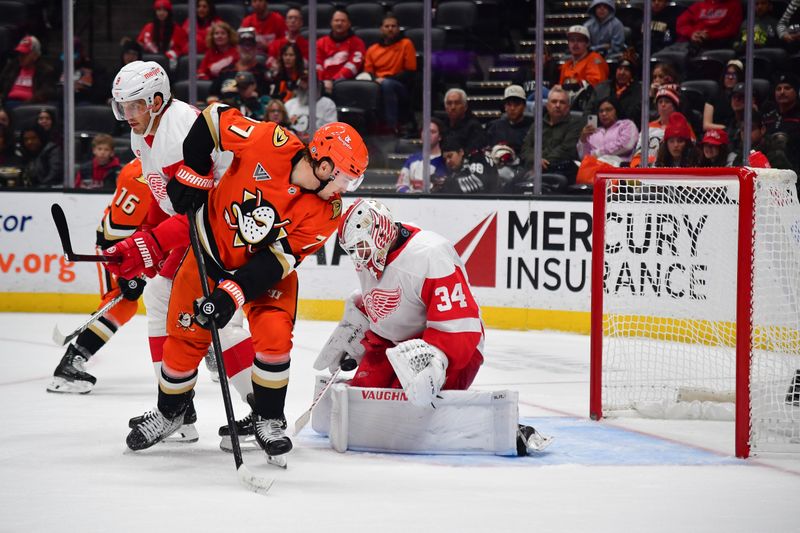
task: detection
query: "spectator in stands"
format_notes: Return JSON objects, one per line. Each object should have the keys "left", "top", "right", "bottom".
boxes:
{"left": 284, "top": 77, "right": 338, "bottom": 142}
{"left": 513, "top": 44, "right": 557, "bottom": 108}
{"left": 36, "top": 108, "right": 60, "bottom": 145}
{"left": 0, "top": 35, "right": 56, "bottom": 109}
{"left": 60, "top": 38, "right": 103, "bottom": 106}
{"left": 265, "top": 98, "right": 292, "bottom": 128}
{"left": 648, "top": 0, "right": 679, "bottom": 52}
{"left": 207, "top": 27, "right": 269, "bottom": 103}
{"left": 703, "top": 59, "right": 744, "bottom": 132}
{"left": 485, "top": 85, "right": 533, "bottom": 154}
{"left": 267, "top": 7, "right": 308, "bottom": 70}
{"left": 229, "top": 71, "right": 270, "bottom": 120}
{"left": 437, "top": 136, "right": 498, "bottom": 194}
{"left": 396, "top": 117, "right": 447, "bottom": 193}
{"left": 182, "top": 0, "right": 221, "bottom": 54}
{"left": 441, "top": 88, "right": 487, "bottom": 154}
{"left": 362, "top": 14, "right": 417, "bottom": 134}
{"left": 137, "top": 0, "right": 188, "bottom": 69}
{"left": 0, "top": 124, "right": 23, "bottom": 186}
{"left": 733, "top": 0, "right": 779, "bottom": 53}
{"left": 583, "top": 0, "right": 626, "bottom": 57}
{"left": 120, "top": 38, "right": 143, "bottom": 67}
{"left": 198, "top": 21, "right": 239, "bottom": 80}
{"left": 559, "top": 25, "right": 609, "bottom": 88}
{"left": 726, "top": 82, "right": 760, "bottom": 154}
{"left": 0, "top": 108, "right": 10, "bottom": 130}
{"left": 241, "top": 0, "right": 287, "bottom": 55}
{"left": 584, "top": 53, "right": 642, "bottom": 122}
{"left": 577, "top": 96, "right": 638, "bottom": 164}
{"left": 654, "top": 112, "right": 699, "bottom": 167}
{"left": 268, "top": 42, "right": 304, "bottom": 102}
{"left": 674, "top": 0, "right": 742, "bottom": 53}
{"left": 316, "top": 9, "right": 366, "bottom": 94}
{"left": 520, "top": 85, "right": 583, "bottom": 181}
{"left": 632, "top": 87, "right": 696, "bottom": 167}
{"left": 697, "top": 129, "right": 732, "bottom": 167}
{"left": 75, "top": 134, "right": 121, "bottom": 190}
{"left": 732, "top": 110, "right": 794, "bottom": 170}
{"left": 648, "top": 62, "right": 680, "bottom": 118}
{"left": 778, "top": 0, "right": 800, "bottom": 51}
{"left": 764, "top": 72, "right": 800, "bottom": 171}
{"left": 19, "top": 125, "right": 62, "bottom": 188}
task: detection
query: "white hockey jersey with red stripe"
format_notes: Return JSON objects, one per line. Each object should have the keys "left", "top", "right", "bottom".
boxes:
{"left": 130, "top": 99, "right": 231, "bottom": 216}
{"left": 355, "top": 225, "right": 485, "bottom": 374}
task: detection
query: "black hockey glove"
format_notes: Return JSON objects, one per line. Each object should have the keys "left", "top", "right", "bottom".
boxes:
{"left": 166, "top": 165, "right": 212, "bottom": 215}
{"left": 118, "top": 276, "right": 146, "bottom": 301}
{"left": 193, "top": 288, "right": 237, "bottom": 330}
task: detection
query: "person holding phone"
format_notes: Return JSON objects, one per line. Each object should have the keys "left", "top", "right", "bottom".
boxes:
{"left": 577, "top": 96, "right": 638, "bottom": 163}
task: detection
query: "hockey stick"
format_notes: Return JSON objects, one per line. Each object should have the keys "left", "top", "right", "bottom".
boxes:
{"left": 51, "top": 204, "right": 121, "bottom": 263}
{"left": 187, "top": 208, "right": 274, "bottom": 495}
{"left": 52, "top": 294, "right": 124, "bottom": 346}
{"left": 292, "top": 356, "right": 357, "bottom": 436}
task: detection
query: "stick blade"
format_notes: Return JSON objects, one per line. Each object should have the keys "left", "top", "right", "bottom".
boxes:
{"left": 292, "top": 410, "right": 311, "bottom": 436}
{"left": 52, "top": 324, "right": 68, "bottom": 346}
{"left": 237, "top": 464, "right": 274, "bottom": 495}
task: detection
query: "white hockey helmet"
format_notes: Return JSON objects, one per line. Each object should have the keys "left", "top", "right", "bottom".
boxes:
{"left": 338, "top": 198, "right": 398, "bottom": 280}
{"left": 110, "top": 61, "right": 171, "bottom": 127}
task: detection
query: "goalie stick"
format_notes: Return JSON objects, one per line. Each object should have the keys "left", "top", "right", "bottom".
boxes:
{"left": 52, "top": 294, "right": 124, "bottom": 346}
{"left": 293, "top": 357, "right": 356, "bottom": 436}
{"left": 187, "top": 208, "right": 274, "bottom": 495}
{"left": 51, "top": 203, "right": 121, "bottom": 263}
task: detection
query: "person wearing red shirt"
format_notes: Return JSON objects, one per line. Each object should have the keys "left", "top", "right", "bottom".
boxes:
{"left": 198, "top": 21, "right": 239, "bottom": 80}
{"left": 240, "top": 0, "right": 286, "bottom": 55}
{"left": 676, "top": 0, "right": 743, "bottom": 50}
{"left": 181, "top": 0, "right": 222, "bottom": 54}
{"left": 316, "top": 9, "right": 366, "bottom": 94}
{"left": 0, "top": 35, "right": 56, "bottom": 109}
{"left": 267, "top": 7, "right": 308, "bottom": 72}
{"left": 137, "top": 0, "right": 188, "bottom": 68}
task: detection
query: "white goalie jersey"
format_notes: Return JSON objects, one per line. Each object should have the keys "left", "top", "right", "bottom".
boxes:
{"left": 355, "top": 225, "right": 485, "bottom": 374}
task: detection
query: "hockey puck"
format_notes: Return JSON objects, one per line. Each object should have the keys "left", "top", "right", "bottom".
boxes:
{"left": 340, "top": 357, "right": 357, "bottom": 371}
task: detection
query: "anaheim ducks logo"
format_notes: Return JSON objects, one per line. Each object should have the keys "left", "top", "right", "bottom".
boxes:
{"left": 224, "top": 188, "right": 290, "bottom": 252}
{"left": 177, "top": 312, "right": 195, "bottom": 332}
{"left": 363, "top": 287, "right": 402, "bottom": 322}
{"left": 273, "top": 125, "right": 289, "bottom": 147}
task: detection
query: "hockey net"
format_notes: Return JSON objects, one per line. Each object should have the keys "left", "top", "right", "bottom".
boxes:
{"left": 590, "top": 167, "right": 800, "bottom": 457}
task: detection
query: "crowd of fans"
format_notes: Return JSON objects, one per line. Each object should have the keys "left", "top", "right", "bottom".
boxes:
{"left": 0, "top": 0, "right": 799, "bottom": 195}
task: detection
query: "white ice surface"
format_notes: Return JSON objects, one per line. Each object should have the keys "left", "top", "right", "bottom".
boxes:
{"left": 1, "top": 314, "right": 798, "bottom": 532}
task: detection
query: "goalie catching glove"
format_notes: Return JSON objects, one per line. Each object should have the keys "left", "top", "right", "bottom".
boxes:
{"left": 166, "top": 164, "right": 213, "bottom": 215}
{"left": 103, "top": 230, "right": 166, "bottom": 279}
{"left": 314, "top": 293, "right": 369, "bottom": 373}
{"left": 386, "top": 339, "right": 449, "bottom": 408}
{"left": 193, "top": 280, "right": 245, "bottom": 330}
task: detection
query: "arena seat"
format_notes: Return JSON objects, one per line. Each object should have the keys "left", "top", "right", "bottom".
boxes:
{"left": 355, "top": 28, "right": 383, "bottom": 49}
{"left": 75, "top": 105, "right": 118, "bottom": 136}
{"left": 301, "top": 4, "right": 335, "bottom": 29}
{"left": 347, "top": 3, "right": 386, "bottom": 30}
{"left": 392, "top": 2, "right": 424, "bottom": 30}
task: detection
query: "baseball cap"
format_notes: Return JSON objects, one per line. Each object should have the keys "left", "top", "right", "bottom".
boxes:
{"left": 567, "top": 25, "right": 590, "bottom": 40}
{"left": 503, "top": 85, "right": 526, "bottom": 102}
{"left": 238, "top": 27, "right": 257, "bottom": 46}
{"left": 235, "top": 71, "right": 255, "bottom": 86}
{"left": 700, "top": 129, "right": 729, "bottom": 146}
{"left": 15, "top": 35, "right": 41, "bottom": 55}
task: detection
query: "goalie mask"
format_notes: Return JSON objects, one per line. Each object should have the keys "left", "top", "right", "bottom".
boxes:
{"left": 338, "top": 198, "right": 398, "bottom": 279}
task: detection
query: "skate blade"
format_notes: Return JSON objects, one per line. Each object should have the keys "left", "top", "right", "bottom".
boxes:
{"left": 46, "top": 377, "right": 93, "bottom": 394}
{"left": 162, "top": 424, "right": 199, "bottom": 443}
{"left": 266, "top": 454, "right": 288, "bottom": 469}
{"left": 219, "top": 435, "right": 259, "bottom": 453}
{"left": 526, "top": 434, "right": 554, "bottom": 453}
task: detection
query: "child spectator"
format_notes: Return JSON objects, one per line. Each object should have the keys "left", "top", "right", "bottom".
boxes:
{"left": 182, "top": 0, "right": 221, "bottom": 54}
{"left": 198, "top": 21, "right": 238, "bottom": 80}
{"left": 137, "top": 0, "right": 188, "bottom": 69}
{"left": 675, "top": 0, "right": 742, "bottom": 52}
{"left": 240, "top": 0, "right": 286, "bottom": 55}
{"left": 560, "top": 26, "right": 609, "bottom": 88}
{"left": 231, "top": 71, "right": 270, "bottom": 120}
{"left": 698, "top": 129, "right": 732, "bottom": 167}
{"left": 267, "top": 42, "right": 304, "bottom": 102}
{"left": 396, "top": 117, "right": 447, "bottom": 193}
{"left": 583, "top": 0, "right": 626, "bottom": 57}
{"left": 316, "top": 9, "right": 366, "bottom": 94}
{"left": 654, "top": 112, "right": 699, "bottom": 167}
{"left": 267, "top": 7, "right": 308, "bottom": 70}
{"left": 733, "top": 0, "right": 779, "bottom": 53}
{"left": 437, "top": 136, "right": 498, "bottom": 194}
{"left": 75, "top": 134, "right": 121, "bottom": 190}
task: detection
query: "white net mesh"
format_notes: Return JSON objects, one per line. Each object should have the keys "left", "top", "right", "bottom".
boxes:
{"left": 599, "top": 168, "right": 800, "bottom": 453}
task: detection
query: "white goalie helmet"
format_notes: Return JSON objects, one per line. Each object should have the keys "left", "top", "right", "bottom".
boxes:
{"left": 111, "top": 61, "right": 171, "bottom": 134}
{"left": 338, "top": 198, "right": 399, "bottom": 279}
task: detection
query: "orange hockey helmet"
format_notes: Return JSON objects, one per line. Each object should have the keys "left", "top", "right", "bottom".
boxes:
{"left": 309, "top": 122, "right": 369, "bottom": 191}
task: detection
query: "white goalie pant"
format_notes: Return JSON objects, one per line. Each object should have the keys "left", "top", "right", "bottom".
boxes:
{"left": 143, "top": 274, "right": 253, "bottom": 402}
{"left": 309, "top": 376, "right": 520, "bottom": 456}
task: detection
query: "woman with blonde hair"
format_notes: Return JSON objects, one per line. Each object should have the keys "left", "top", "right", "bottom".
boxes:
{"left": 198, "top": 21, "right": 239, "bottom": 80}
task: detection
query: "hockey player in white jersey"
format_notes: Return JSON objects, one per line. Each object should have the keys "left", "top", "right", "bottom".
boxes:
{"left": 314, "top": 198, "right": 550, "bottom": 455}
{"left": 103, "top": 61, "right": 256, "bottom": 446}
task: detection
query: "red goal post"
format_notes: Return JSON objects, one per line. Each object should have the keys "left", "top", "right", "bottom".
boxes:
{"left": 590, "top": 167, "right": 800, "bottom": 458}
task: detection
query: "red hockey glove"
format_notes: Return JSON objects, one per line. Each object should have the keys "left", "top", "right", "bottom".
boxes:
{"left": 167, "top": 165, "right": 213, "bottom": 215}
{"left": 104, "top": 231, "right": 166, "bottom": 279}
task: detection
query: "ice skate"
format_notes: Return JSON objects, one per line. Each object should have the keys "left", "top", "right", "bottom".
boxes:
{"left": 128, "top": 400, "right": 198, "bottom": 443}
{"left": 204, "top": 347, "right": 219, "bottom": 383}
{"left": 46, "top": 345, "right": 96, "bottom": 394}
{"left": 218, "top": 411, "right": 258, "bottom": 452}
{"left": 126, "top": 406, "right": 187, "bottom": 451}
{"left": 786, "top": 370, "right": 800, "bottom": 406}
{"left": 517, "top": 425, "right": 553, "bottom": 455}
{"left": 253, "top": 414, "right": 292, "bottom": 468}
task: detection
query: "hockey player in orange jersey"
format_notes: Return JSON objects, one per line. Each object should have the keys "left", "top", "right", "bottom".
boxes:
{"left": 124, "top": 104, "right": 368, "bottom": 465}
{"left": 47, "top": 159, "right": 152, "bottom": 393}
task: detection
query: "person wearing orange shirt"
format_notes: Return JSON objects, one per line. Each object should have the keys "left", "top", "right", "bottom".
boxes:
{"left": 362, "top": 14, "right": 417, "bottom": 132}
{"left": 559, "top": 25, "right": 609, "bottom": 88}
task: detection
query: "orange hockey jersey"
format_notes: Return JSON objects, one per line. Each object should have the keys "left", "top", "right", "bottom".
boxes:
{"left": 96, "top": 159, "right": 152, "bottom": 248}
